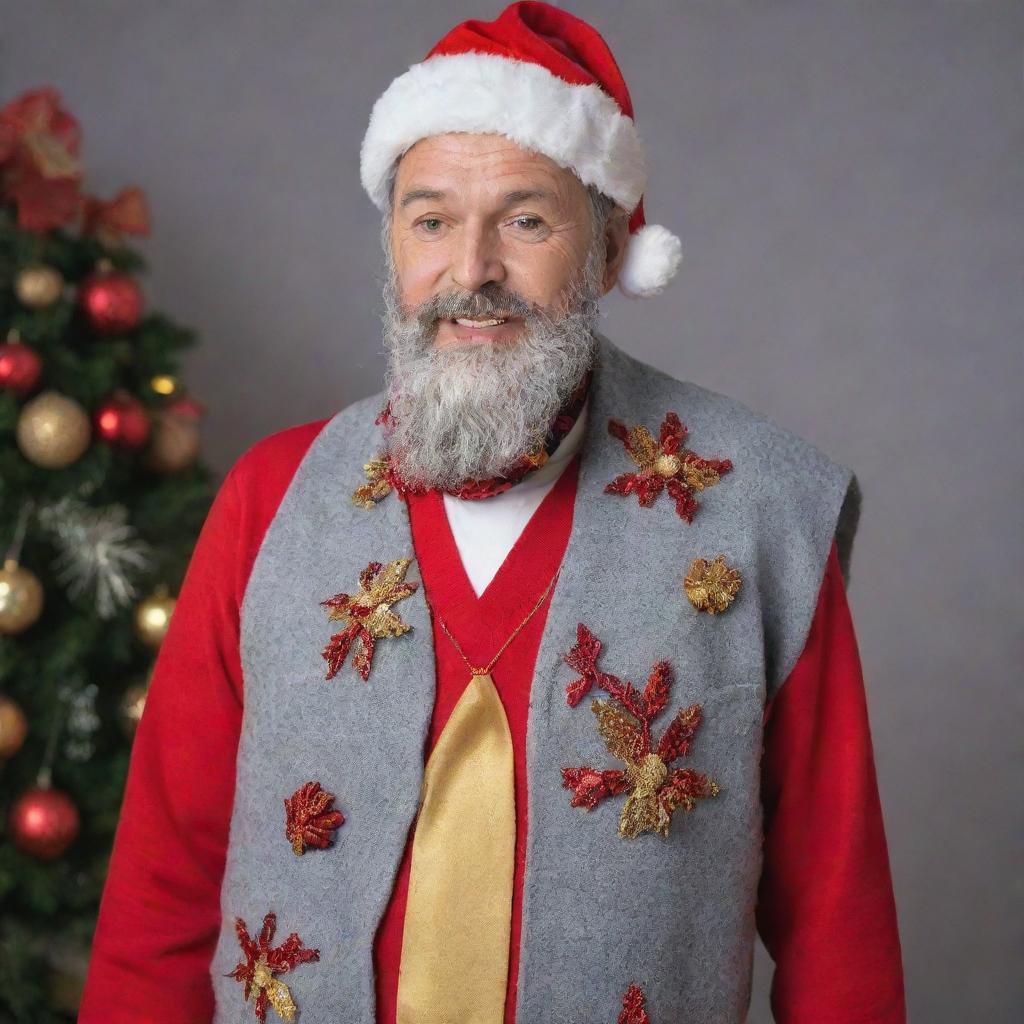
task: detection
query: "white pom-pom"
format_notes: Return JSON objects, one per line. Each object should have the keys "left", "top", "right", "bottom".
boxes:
{"left": 617, "top": 223, "right": 683, "bottom": 299}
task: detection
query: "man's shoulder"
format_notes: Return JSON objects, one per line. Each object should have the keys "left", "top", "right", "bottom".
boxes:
{"left": 229, "top": 418, "right": 331, "bottom": 490}
{"left": 603, "top": 336, "right": 861, "bottom": 581}
{"left": 604, "top": 337, "right": 850, "bottom": 482}
{"left": 229, "top": 392, "right": 385, "bottom": 489}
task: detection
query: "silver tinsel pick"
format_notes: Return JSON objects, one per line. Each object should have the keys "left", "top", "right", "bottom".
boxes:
{"left": 36, "top": 496, "right": 153, "bottom": 619}
{"left": 58, "top": 679, "right": 101, "bottom": 762}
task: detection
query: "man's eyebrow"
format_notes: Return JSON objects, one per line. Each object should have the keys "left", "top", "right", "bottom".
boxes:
{"left": 499, "top": 188, "right": 556, "bottom": 207}
{"left": 398, "top": 187, "right": 557, "bottom": 209}
{"left": 399, "top": 188, "right": 447, "bottom": 209}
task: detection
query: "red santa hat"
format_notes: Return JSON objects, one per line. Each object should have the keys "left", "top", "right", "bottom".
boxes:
{"left": 360, "top": 0, "right": 683, "bottom": 299}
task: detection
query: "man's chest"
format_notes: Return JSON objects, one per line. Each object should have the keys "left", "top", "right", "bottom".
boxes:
{"left": 211, "top": 339, "right": 853, "bottom": 1021}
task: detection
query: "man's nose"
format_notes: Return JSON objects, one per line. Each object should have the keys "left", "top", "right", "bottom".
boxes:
{"left": 450, "top": 222, "right": 506, "bottom": 293}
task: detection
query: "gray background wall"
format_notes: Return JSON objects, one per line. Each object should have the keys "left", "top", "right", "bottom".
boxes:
{"left": 3, "top": 1, "right": 1021, "bottom": 1020}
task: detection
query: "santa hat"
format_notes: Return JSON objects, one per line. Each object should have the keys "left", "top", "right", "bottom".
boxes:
{"left": 360, "top": 1, "right": 683, "bottom": 299}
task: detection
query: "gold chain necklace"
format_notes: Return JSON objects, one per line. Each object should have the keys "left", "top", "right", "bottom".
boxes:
{"left": 435, "top": 569, "right": 561, "bottom": 678}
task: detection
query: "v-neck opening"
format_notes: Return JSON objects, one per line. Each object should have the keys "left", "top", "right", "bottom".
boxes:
{"left": 407, "top": 455, "right": 581, "bottom": 661}
{"left": 475, "top": 453, "right": 580, "bottom": 607}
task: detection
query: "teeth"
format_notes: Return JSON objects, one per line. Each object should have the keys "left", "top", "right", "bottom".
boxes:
{"left": 455, "top": 317, "right": 507, "bottom": 327}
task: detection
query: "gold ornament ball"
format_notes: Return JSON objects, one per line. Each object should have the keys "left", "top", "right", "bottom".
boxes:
{"left": 0, "top": 559, "right": 44, "bottom": 634}
{"left": 134, "top": 589, "right": 176, "bottom": 648}
{"left": 16, "top": 390, "right": 92, "bottom": 468}
{"left": 0, "top": 695, "right": 29, "bottom": 757}
{"left": 15, "top": 264, "right": 65, "bottom": 309}
{"left": 145, "top": 408, "right": 200, "bottom": 473}
{"left": 119, "top": 682, "right": 149, "bottom": 737}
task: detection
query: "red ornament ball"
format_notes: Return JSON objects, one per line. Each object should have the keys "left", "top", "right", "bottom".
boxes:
{"left": 94, "top": 391, "right": 150, "bottom": 449}
{"left": 78, "top": 269, "right": 144, "bottom": 334}
{"left": 0, "top": 339, "right": 42, "bottom": 394}
{"left": 8, "top": 786, "right": 80, "bottom": 860}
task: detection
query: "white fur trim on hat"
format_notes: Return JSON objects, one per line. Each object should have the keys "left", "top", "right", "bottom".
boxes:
{"left": 617, "top": 223, "right": 683, "bottom": 298}
{"left": 360, "top": 51, "right": 647, "bottom": 212}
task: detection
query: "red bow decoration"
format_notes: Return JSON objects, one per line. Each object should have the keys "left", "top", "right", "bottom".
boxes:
{"left": 1, "top": 86, "right": 150, "bottom": 238}
{"left": 81, "top": 185, "right": 151, "bottom": 243}
{"left": 0, "top": 87, "right": 83, "bottom": 232}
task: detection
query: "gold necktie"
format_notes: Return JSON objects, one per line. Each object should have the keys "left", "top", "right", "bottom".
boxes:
{"left": 396, "top": 670, "right": 515, "bottom": 1024}
{"left": 396, "top": 570, "right": 560, "bottom": 1024}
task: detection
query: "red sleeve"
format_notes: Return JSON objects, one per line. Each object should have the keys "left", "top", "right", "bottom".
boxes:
{"left": 78, "top": 419, "right": 329, "bottom": 1024}
{"left": 756, "top": 540, "right": 907, "bottom": 1023}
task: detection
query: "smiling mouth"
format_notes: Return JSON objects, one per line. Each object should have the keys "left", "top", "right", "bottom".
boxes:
{"left": 452, "top": 316, "right": 510, "bottom": 327}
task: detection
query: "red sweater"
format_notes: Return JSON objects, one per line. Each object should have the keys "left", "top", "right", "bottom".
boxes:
{"left": 374, "top": 451, "right": 582, "bottom": 1022}
{"left": 79, "top": 418, "right": 906, "bottom": 1023}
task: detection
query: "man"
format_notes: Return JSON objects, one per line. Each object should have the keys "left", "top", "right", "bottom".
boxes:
{"left": 79, "top": 3, "right": 906, "bottom": 1022}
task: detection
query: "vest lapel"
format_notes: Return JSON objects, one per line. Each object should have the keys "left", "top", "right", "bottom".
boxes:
{"left": 212, "top": 393, "right": 438, "bottom": 1022}
{"left": 513, "top": 332, "right": 766, "bottom": 1021}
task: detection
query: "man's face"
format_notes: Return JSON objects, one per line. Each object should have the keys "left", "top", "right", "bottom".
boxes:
{"left": 376, "top": 131, "right": 625, "bottom": 491}
{"left": 388, "top": 132, "right": 598, "bottom": 347}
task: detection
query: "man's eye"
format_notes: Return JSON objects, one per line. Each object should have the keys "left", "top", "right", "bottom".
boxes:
{"left": 417, "top": 218, "right": 444, "bottom": 233}
{"left": 511, "top": 216, "right": 543, "bottom": 231}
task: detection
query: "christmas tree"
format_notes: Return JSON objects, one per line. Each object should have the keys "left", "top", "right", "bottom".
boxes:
{"left": 0, "top": 87, "right": 218, "bottom": 1021}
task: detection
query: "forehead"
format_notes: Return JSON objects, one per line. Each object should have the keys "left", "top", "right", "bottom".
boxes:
{"left": 394, "top": 132, "right": 586, "bottom": 208}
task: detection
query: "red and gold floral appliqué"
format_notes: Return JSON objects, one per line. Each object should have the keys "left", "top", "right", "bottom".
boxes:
{"left": 352, "top": 407, "right": 404, "bottom": 508}
{"left": 352, "top": 452, "right": 402, "bottom": 508}
{"left": 283, "top": 781, "right": 345, "bottom": 856}
{"left": 683, "top": 554, "right": 742, "bottom": 614}
{"left": 605, "top": 412, "right": 732, "bottom": 522}
{"left": 320, "top": 557, "right": 417, "bottom": 681}
{"left": 560, "top": 624, "right": 720, "bottom": 839}
{"left": 227, "top": 911, "right": 319, "bottom": 1022}
{"left": 618, "top": 983, "right": 650, "bottom": 1024}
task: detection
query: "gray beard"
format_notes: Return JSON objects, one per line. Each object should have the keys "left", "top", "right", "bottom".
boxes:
{"left": 378, "top": 239, "right": 605, "bottom": 490}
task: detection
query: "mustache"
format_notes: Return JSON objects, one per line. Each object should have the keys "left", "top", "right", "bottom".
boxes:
{"left": 405, "top": 283, "right": 542, "bottom": 326}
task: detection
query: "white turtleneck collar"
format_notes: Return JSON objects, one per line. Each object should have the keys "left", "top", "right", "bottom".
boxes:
{"left": 442, "top": 398, "right": 589, "bottom": 597}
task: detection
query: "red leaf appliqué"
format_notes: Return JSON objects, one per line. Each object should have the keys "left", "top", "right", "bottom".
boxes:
{"left": 283, "top": 781, "right": 345, "bottom": 856}
{"left": 618, "top": 982, "right": 651, "bottom": 1024}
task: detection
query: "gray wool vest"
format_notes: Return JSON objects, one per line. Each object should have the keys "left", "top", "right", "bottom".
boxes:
{"left": 208, "top": 332, "right": 860, "bottom": 1023}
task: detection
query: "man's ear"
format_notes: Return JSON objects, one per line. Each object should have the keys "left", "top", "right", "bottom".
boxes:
{"left": 601, "top": 207, "right": 632, "bottom": 295}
